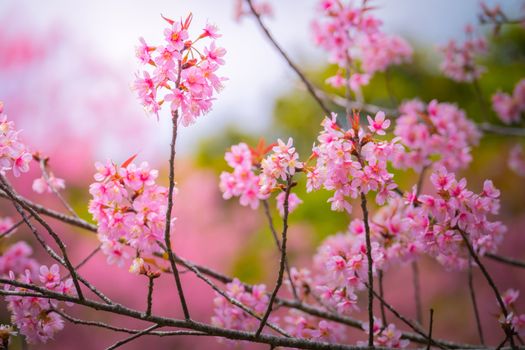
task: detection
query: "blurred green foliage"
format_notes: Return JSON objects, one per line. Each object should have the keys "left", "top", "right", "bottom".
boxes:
{"left": 196, "top": 27, "right": 525, "bottom": 279}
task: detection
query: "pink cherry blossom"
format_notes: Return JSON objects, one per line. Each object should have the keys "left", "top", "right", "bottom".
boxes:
{"left": 5, "top": 264, "right": 75, "bottom": 343}
{"left": 393, "top": 99, "right": 480, "bottom": 172}
{"left": 89, "top": 158, "right": 172, "bottom": 270}
{"left": 134, "top": 14, "right": 226, "bottom": 126}
{"left": 211, "top": 278, "right": 270, "bottom": 332}
{"left": 367, "top": 111, "right": 390, "bottom": 135}
{"left": 509, "top": 144, "right": 525, "bottom": 176}
{"left": 32, "top": 174, "right": 65, "bottom": 194}
{"left": 0, "top": 108, "right": 32, "bottom": 177}
{"left": 312, "top": 1, "right": 412, "bottom": 90}
{"left": 306, "top": 112, "right": 400, "bottom": 213}
{"left": 491, "top": 78, "right": 525, "bottom": 124}
{"left": 439, "top": 25, "right": 487, "bottom": 82}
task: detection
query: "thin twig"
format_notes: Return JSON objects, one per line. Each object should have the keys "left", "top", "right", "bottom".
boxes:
{"left": 256, "top": 176, "right": 293, "bottom": 337}
{"left": 472, "top": 78, "right": 489, "bottom": 122}
{"left": 39, "top": 158, "right": 79, "bottom": 218}
{"left": 360, "top": 192, "right": 374, "bottom": 348}
{"left": 163, "top": 108, "right": 190, "bottom": 320}
{"left": 262, "top": 199, "right": 299, "bottom": 300}
{"left": 245, "top": 0, "right": 331, "bottom": 116}
{"left": 468, "top": 256, "right": 485, "bottom": 345}
{"left": 63, "top": 244, "right": 102, "bottom": 281}
{"left": 0, "top": 219, "right": 25, "bottom": 239}
{"left": 363, "top": 282, "right": 447, "bottom": 350}
{"left": 146, "top": 276, "right": 155, "bottom": 317}
{"left": 105, "top": 324, "right": 160, "bottom": 350}
{"left": 378, "top": 270, "right": 387, "bottom": 327}
{"left": 456, "top": 227, "right": 516, "bottom": 348}
{"left": 426, "top": 309, "right": 434, "bottom": 350}
{"left": 486, "top": 253, "right": 525, "bottom": 268}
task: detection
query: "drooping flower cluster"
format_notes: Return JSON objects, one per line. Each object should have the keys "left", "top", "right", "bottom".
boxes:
{"left": 88, "top": 158, "right": 171, "bottom": 268}
{"left": 509, "top": 144, "right": 525, "bottom": 177}
{"left": 499, "top": 289, "right": 525, "bottom": 336}
{"left": 370, "top": 197, "right": 424, "bottom": 266}
{"left": 134, "top": 14, "right": 226, "bottom": 126}
{"left": 439, "top": 25, "right": 487, "bottom": 82}
{"left": 219, "top": 139, "right": 303, "bottom": 214}
{"left": 32, "top": 174, "right": 66, "bottom": 194}
{"left": 0, "top": 102, "right": 32, "bottom": 177}
{"left": 312, "top": 226, "right": 384, "bottom": 313}
{"left": 306, "top": 112, "right": 400, "bottom": 213}
{"left": 211, "top": 278, "right": 269, "bottom": 332}
{"left": 5, "top": 265, "right": 75, "bottom": 343}
{"left": 312, "top": 0, "right": 412, "bottom": 91}
{"left": 359, "top": 317, "right": 409, "bottom": 348}
{"left": 410, "top": 167, "right": 506, "bottom": 270}
{"left": 393, "top": 99, "right": 480, "bottom": 172}
{"left": 491, "top": 78, "right": 525, "bottom": 124}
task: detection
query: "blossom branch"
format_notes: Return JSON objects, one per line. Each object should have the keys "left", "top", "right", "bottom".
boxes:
{"left": 468, "top": 256, "right": 485, "bottom": 345}
{"left": 363, "top": 282, "right": 446, "bottom": 350}
{"left": 0, "top": 188, "right": 480, "bottom": 349}
{"left": 164, "top": 108, "right": 190, "bottom": 320}
{"left": 0, "top": 218, "right": 24, "bottom": 239}
{"left": 456, "top": 227, "right": 516, "bottom": 347}
{"left": 105, "top": 324, "right": 160, "bottom": 350}
{"left": 262, "top": 199, "right": 299, "bottom": 300}
{"left": 245, "top": 0, "right": 331, "bottom": 115}
{"left": 0, "top": 176, "right": 84, "bottom": 300}
{"left": 426, "top": 309, "right": 434, "bottom": 350}
{"left": 146, "top": 275, "right": 155, "bottom": 317}
{"left": 485, "top": 253, "right": 525, "bottom": 269}
{"left": 256, "top": 176, "right": 293, "bottom": 337}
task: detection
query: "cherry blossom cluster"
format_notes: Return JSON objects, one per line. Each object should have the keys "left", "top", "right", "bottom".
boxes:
{"left": 359, "top": 317, "right": 409, "bottom": 348}
{"left": 284, "top": 310, "right": 346, "bottom": 343}
{"left": 312, "top": 226, "right": 384, "bottom": 313}
{"left": 393, "top": 99, "right": 480, "bottom": 172}
{"left": 211, "top": 279, "right": 346, "bottom": 343}
{"left": 134, "top": 14, "right": 226, "bottom": 126}
{"left": 509, "top": 144, "right": 525, "bottom": 177}
{"left": 492, "top": 78, "right": 525, "bottom": 124}
{"left": 88, "top": 158, "right": 171, "bottom": 269}
{"left": 0, "top": 102, "right": 32, "bottom": 177}
{"left": 311, "top": 0, "right": 412, "bottom": 91}
{"left": 211, "top": 278, "right": 269, "bottom": 332}
{"left": 439, "top": 25, "right": 487, "bottom": 82}
{"left": 410, "top": 167, "right": 506, "bottom": 270}
{"left": 370, "top": 197, "right": 424, "bottom": 266}
{"left": 499, "top": 289, "right": 525, "bottom": 336}
{"left": 219, "top": 139, "right": 303, "bottom": 215}
{"left": 306, "top": 112, "right": 400, "bottom": 213}
{"left": 5, "top": 265, "right": 75, "bottom": 343}
{"left": 0, "top": 241, "right": 39, "bottom": 277}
